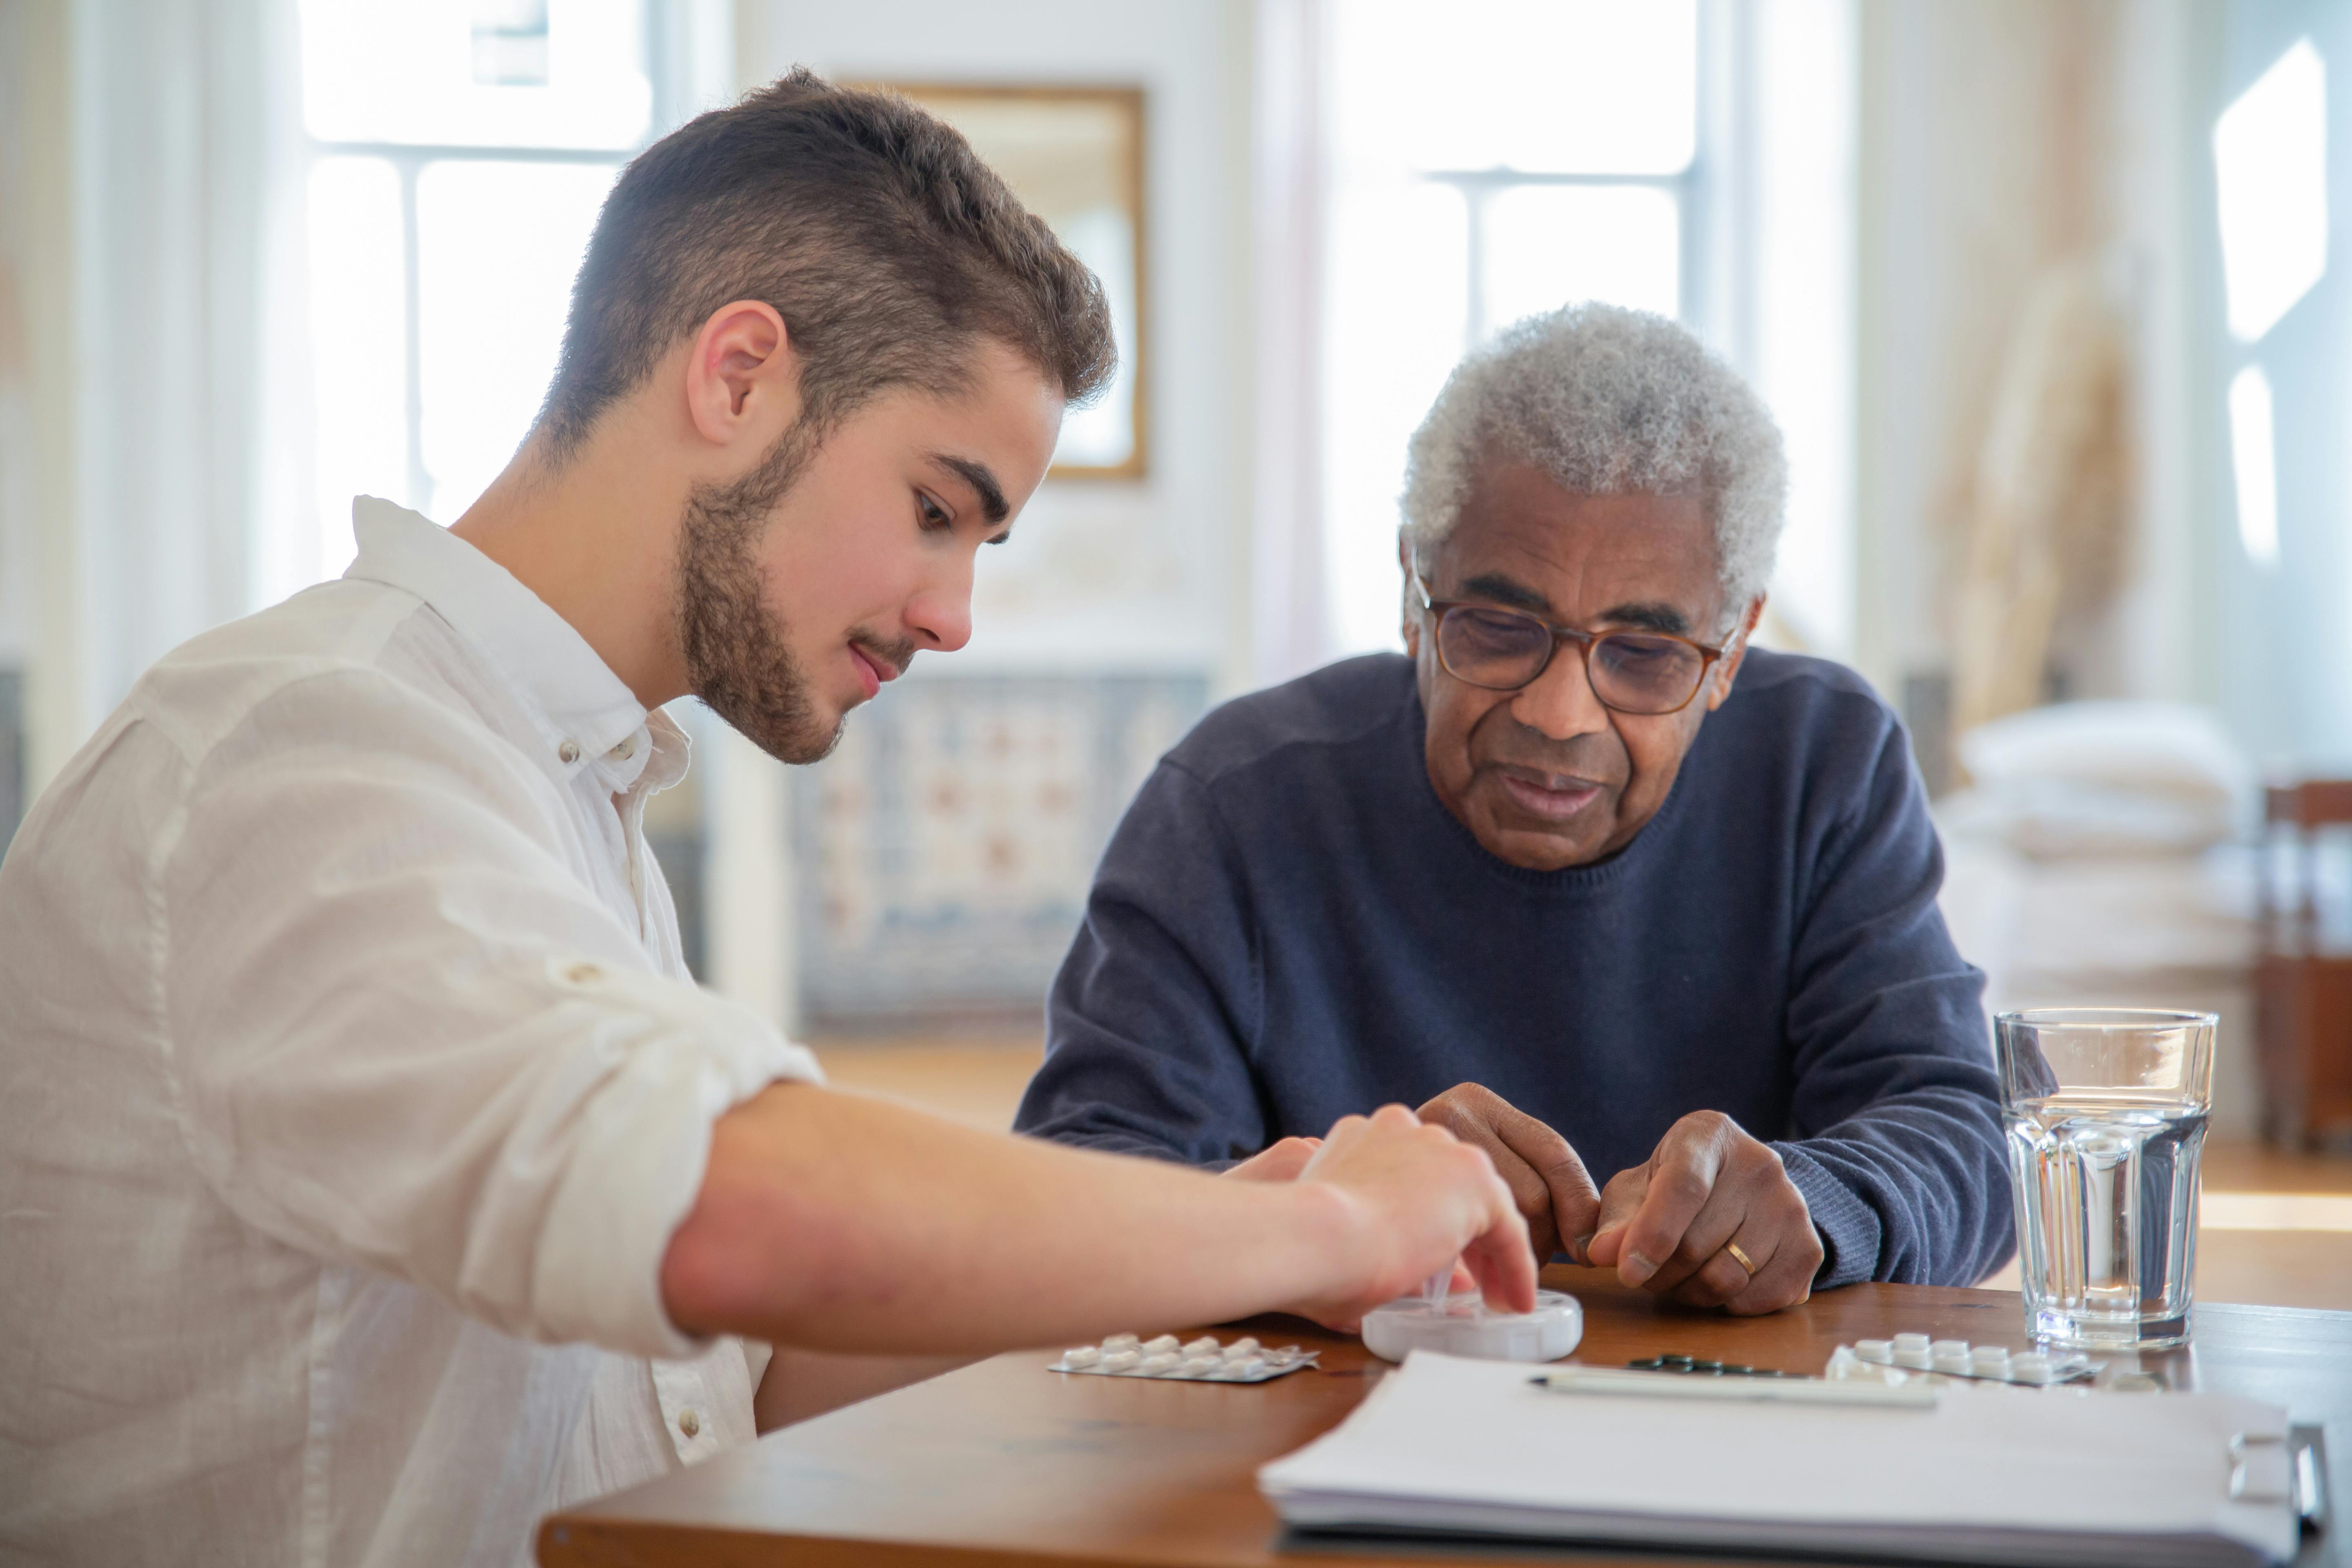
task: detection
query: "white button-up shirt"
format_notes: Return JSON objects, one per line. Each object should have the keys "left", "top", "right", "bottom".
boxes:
{"left": 0, "top": 500, "right": 820, "bottom": 1566}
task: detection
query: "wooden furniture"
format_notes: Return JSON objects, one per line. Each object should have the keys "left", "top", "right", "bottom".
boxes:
{"left": 539, "top": 1265, "right": 2350, "bottom": 1567}
{"left": 2258, "top": 780, "right": 2352, "bottom": 1147}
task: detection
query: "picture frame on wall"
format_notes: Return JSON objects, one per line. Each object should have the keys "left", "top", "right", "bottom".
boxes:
{"left": 878, "top": 83, "right": 1148, "bottom": 481}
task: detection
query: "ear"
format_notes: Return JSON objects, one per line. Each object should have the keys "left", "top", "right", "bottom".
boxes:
{"left": 1702, "top": 595, "right": 1766, "bottom": 713}
{"left": 684, "top": 300, "right": 798, "bottom": 451}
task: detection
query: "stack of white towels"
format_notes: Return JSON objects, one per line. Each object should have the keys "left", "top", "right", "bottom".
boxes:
{"left": 1932, "top": 702, "right": 2262, "bottom": 1133}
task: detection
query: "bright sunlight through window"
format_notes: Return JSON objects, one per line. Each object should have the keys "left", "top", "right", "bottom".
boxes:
{"left": 296, "top": 0, "right": 651, "bottom": 580}
{"left": 2213, "top": 38, "right": 2328, "bottom": 344}
{"left": 1322, "top": 0, "right": 1700, "bottom": 655}
{"left": 2228, "top": 364, "right": 2279, "bottom": 569}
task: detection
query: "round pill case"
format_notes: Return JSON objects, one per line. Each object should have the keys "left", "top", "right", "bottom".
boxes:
{"left": 1361, "top": 1288, "right": 1584, "bottom": 1363}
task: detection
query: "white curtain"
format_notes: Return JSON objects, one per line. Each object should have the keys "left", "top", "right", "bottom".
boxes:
{"left": 10, "top": 0, "right": 311, "bottom": 792}
{"left": 1249, "top": 0, "right": 1336, "bottom": 688}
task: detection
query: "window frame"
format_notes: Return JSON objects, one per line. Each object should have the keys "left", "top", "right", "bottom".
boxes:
{"left": 1412, "top": 2, "right": 1711, "bottom": 353}
{"left": 297, "top": 2, "right": 677, "bottom": 517}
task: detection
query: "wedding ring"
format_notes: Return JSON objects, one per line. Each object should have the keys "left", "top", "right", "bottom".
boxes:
{"left": 1724, "top": 1240, "right": 1759, "bottom": 1277}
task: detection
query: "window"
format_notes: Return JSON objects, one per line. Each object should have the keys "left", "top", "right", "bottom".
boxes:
{"left": 1321, "top": 0, "right": 1703, "bottom": 654}
{"left": 296, "top": 0, "right": 663, "bottom": 579}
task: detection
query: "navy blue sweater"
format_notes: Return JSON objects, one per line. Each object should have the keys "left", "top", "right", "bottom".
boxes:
{"left": 1015, "top": 651, "right": 2013, "bottom": 1289}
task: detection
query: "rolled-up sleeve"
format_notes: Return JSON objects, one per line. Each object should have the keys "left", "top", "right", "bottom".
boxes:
{"left": 162, "top": 669, "right": 817, "bottom": 1359}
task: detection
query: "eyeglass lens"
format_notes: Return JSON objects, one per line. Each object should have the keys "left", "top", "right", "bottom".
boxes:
{"left": 1437, "top": 606, "right": 1706, "bottom": 713}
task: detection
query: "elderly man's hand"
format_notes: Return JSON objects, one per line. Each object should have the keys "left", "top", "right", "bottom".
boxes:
{"left": 1584, "top": 1111, "right": 1822, "bottom": 1313}
{"left": 1414, "top": 1084, "right": 1601, "bottom": 1264}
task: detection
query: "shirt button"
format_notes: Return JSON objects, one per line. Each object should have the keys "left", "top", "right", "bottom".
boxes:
{"left": 608, "top": 735, "right": 636, "bottom": 760}
{"left": 677, "top": 1408, "right": 701, "bottom": 1438}
{"left": 562, "top": 961, "right": 604, "bottom": 985}
{"left": 557, "top": 739, "right": 581, "bottom": 765}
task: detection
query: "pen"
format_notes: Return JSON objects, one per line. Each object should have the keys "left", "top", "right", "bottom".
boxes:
{"left": 1531, "top": 1365, "right": 1939, "bottom": 1408}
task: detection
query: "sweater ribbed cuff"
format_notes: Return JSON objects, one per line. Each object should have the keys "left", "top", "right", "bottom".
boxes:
{"left": 1773, "top": 1143, "right": 1882, "bottom": 1290}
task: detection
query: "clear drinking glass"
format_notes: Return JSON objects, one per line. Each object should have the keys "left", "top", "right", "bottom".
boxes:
{"left": 1995, "top": 1008, "right": 2216, "bottom": 1350}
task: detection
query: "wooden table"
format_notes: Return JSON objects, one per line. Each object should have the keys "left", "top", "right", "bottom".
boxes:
{"left": 540, "top": 1265, "right": 2349, "bottom": 1567}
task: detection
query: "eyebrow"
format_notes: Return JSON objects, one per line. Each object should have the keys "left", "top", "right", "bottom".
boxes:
{"left": 929, "top": 453, "right": 1010, "bottom": 533}
{"left": 1453, "top": 571, "right": 1695, "bottom": 637}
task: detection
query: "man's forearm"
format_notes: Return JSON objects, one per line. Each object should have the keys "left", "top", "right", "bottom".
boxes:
{"left": 660, "top": 1083, "right": 1391, "bottom": 1354}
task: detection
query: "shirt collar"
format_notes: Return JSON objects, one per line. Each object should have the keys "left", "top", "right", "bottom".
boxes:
{"left": 343, "top": 497, "right": 655, "bottom": 782}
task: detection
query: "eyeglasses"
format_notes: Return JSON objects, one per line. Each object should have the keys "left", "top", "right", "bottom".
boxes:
{"left": 1409, "top": 565, "right": 1735, "bottom": 716}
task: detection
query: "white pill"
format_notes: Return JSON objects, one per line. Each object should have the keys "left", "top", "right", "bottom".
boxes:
{"left": 1222, "top": 1337, "right": 1261, "bottom": 1359}
{"left": 2009, "top": 1353, "right": 2053, "bottom": 1385}
{"left": 1893, "top": 1347, "right": 1933, "bottom": 1370}
{"left": 1854, "top": 1339, "right": 1895, "bottom": 1364}
{"left": 1099, "top": 1350, "right": 1141, "bottom": 1372}
{"left": 1930, "top": 1339, "right": 1969, "bottom": 1358}
{"left": 1181, "top": 1356, "right": 1222, "bottom": 1376}
{"left": 1142, "top": 1335, "right": 1181, "bottom": 1356}
{"left": 1102, "top": 1334, "right": 1140, "bottom": 1353}
{"left": 1063, "top": 1347, "right": 1101, "bottom": 1368}
{"left": 1230, "top": 1357, "right": 1267, "bottom": 1377}
{"left": 1969, "top": 1347, "right": 2011, "bottom": 1374}
{"left": 1892, "top": 1333, "right": 1932, "bottom": 1354}
{"left": 1932, "top": 1350, "right": 1971, "bottom": 1374}
{"left": 1138, "top": 1353, "right": 1179, "bottom": 1374}
{"left": 1181, "top": 1337, "right": 1220, "bottom": 1358}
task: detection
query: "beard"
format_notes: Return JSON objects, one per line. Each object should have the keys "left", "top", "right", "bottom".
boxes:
{"left": 674, "top": 419, "right": 913, "bottom": 765}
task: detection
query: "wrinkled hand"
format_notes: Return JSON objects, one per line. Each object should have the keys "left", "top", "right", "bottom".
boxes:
{"left": 1415, "top": 1083, "right": 1601, "bottom": 1264}
{"left": 1283, "top": 1105, "right": 1537, "bottom": 1330}
{"left": 1584, "top": 1111, "right": 1822, "bottom": 1314}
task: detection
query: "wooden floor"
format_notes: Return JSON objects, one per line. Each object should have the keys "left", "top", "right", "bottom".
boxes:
{"left": 811, "top": 1034, "right": 2352, "bottom": 1312}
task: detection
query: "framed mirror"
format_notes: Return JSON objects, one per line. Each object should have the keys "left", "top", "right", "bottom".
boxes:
{"left": 882, "top": 84, "right": 1147, "bottom": 480}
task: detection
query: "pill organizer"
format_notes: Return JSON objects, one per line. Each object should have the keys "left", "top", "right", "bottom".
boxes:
{"left": 1050, "top": 1332, "right": 1320, "bottom": 1383}
{"left": 1826, "top": 1334, "right": 2098, "bottom": 1386}
{"left": 1361, "top": 1289, "right": 1583, "bottom": 1364}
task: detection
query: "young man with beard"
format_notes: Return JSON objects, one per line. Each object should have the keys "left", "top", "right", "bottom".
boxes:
{"left": 0, "top": 72, "right": 1533, "bottom": 1567}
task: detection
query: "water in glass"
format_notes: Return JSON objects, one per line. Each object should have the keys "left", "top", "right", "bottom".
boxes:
{"left": 1994, "top": 1008, "right": 2214, "bottom": 1350}
{"left": 2005, "top": 1091, "right": 2205, "bottom": 1349}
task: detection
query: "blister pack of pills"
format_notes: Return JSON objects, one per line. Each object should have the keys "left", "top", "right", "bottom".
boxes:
{"left": 1050, "top": 1333, "right": 1319, "bottom": 1383}
{"left": 1826, "top": 1333, "right": 2097, "bottom": 1386}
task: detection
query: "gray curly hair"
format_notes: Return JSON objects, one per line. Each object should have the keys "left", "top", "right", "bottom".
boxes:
{"left": 1400, "top": 303, "right": 1787, "bottom": 634}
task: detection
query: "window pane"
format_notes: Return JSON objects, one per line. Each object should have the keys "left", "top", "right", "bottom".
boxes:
{"left": 1332, "top": 0, "right": 1697, "bottom": 176}
{"left": 298, "top": 0, "right": 651, "bottom": 150}
{"left": 307, "top": 156, "right": 409, "bottom": 576}
{"left": 415, "top": 160, "right": 616, "bottom": 518}
{"left": 1481, "top": 185, "right": 1680, "bottom": 334}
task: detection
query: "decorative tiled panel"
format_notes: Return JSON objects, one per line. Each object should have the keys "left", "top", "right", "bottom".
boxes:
{"left": 795, "top": 673, "right": 1208, "bottom": 1025}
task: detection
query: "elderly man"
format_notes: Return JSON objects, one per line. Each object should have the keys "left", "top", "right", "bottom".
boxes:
{"left": 1017, "top": 304, "right": 2012, "bottom": 1312}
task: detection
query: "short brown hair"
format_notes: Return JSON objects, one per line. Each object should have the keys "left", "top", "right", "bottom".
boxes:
{"left": 537, "top": 68, "right": 1117, "bottom": 455}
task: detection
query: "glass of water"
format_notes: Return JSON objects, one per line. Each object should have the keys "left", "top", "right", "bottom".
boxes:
{"left": 1996, "top": 1008, "right": 2216, "bottom": 1350}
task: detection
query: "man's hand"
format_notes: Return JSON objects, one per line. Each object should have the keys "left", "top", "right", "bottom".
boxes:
{"left": 1584, "top": 1110, "right": 1822, "bottom": 1314}
{"left": 1223, "top": 1136, "right": 1321, "bottom": 1182}
{"left": 1283, "top": 1105, "right": 1537, "bottom": 1328}
{"left": 1415, "top": 1083, "right": 1601, "bottom": 1263}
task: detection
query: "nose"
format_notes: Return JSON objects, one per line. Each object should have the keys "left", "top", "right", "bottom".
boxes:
{"left": 904, "top": 555, "right": 974, "bottom": 655}
{"left": 1507, "top": 638, "right": 1611, "bottom": 742}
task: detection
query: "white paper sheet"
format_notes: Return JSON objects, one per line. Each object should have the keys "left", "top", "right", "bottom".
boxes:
{"left": 1258, "top": 1352, "right": 2299, "bottom": 1567}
